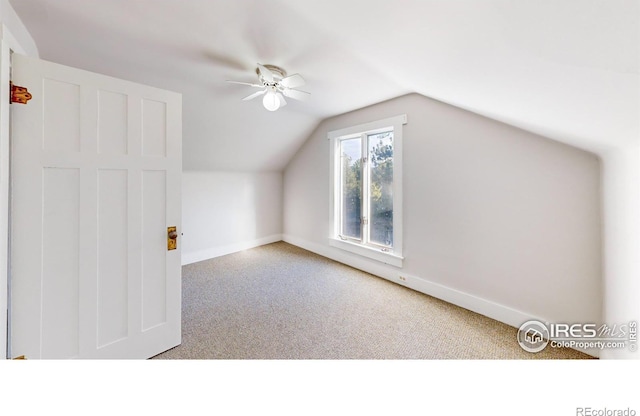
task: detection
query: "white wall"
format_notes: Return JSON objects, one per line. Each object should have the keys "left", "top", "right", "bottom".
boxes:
{"left": 0, "top": 0, "right": 38, "bottom": 56}
{"left": 181, "top": 171, "right": 283, "bottom": 265}
{"left": 1, "top": 0, "right": 39, "bottom": 359}
{"left": 601, "top": 146, "right": 640, "bottom": 359}
{"left": 284, "top": 93, "right": 603, "bottom": 340}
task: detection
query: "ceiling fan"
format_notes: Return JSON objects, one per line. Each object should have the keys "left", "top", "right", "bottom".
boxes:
{"left": 227, "top": 63, "right": 310, "bottom": 111}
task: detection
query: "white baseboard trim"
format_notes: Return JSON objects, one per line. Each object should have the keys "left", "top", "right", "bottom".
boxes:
{"left": 282, "top": 233, "right": 598, "bottom": 358}
{"left": 182, "top": 234, "right": 282, "bottom": 265}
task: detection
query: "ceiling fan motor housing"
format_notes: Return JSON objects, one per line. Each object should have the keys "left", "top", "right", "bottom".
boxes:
{"left": 256, "top": 64, "right": 287, "bottom": 79}
{"left": 257, "top": 64, "right": 288, "bottom": 87}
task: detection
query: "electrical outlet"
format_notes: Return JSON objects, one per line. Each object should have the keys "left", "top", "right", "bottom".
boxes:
{"left": 398, "top": 275, "right": 408, "bottom": 282}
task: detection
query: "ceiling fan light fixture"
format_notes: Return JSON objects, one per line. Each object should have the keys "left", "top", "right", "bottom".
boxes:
{"left": 262, "top": 90, "right": 280, "bottom": 111}
{"left": 228, "top": 63, "right": 309, "bottom": 112}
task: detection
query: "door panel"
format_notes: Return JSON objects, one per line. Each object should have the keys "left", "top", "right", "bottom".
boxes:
{"left": 43, "top": 79, "right": 81, "bottom": 152}
{"left": 97, "top": 91, "right": 128, "bottom": 155}
{"left": 42, "top": 167, "right": 80, "bottom": 359}
{"left": 142, "top": 170, "right": 167, "bottom": 330}
{"left": 97, "top": 169, "right": 128, "bottom": 348}
{"left": 10, "top": 53, "right": 182, "bottom": 359}
{"left": 142, "top": 99, "right": 167, "bottom": 157}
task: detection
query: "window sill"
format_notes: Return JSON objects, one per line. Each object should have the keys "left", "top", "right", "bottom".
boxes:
{"left": 329, "top": 238, "right": 404, "bottom": 268}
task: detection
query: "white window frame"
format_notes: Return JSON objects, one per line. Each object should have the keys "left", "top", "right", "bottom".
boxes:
{"left": 328, "top": 114, "right": 406, "bottom": 268}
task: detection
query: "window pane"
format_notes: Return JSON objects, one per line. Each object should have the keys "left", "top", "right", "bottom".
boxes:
{"left": 340, "top": 138, "right": 362, "bottom": 239}
{"left": 368, "top": 131, "right": 393, "bottom": 247}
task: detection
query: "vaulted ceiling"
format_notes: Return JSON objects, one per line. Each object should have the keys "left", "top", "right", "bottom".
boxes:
{"left": 10, "top": 0, "right": 639, "bottom": 171}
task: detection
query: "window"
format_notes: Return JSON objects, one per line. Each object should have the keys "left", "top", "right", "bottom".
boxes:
{"left": 328, "top": 115, "right": 406, "bottom": 267}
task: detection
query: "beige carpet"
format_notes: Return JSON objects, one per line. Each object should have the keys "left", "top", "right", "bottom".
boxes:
{"left": 153, "top": 242, "right": 592, "bottom": 359}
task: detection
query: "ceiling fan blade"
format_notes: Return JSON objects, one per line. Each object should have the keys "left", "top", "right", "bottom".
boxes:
{"left": 257, "top": 63, "right": 274, "bottom": 82}
{"left": 242, "top": 89, "right": 266, "bottom": 101}
{"left": 227, "top": 80, "right": 263, "bottom": 88}
{"left": 282, "top": 88, "right": 310, "bottom": 101}
{"left": 278, "top": 93, "right": 287, "bottom": 107}
{"left": 280, "top": 73, "right": 305, "bottom": 89}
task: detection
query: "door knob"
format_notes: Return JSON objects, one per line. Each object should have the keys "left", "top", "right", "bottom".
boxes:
{"left": 167, "top": 226, "right": 178, "bottom": 250}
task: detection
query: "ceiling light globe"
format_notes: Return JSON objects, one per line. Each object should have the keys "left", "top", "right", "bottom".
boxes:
{"left": 262, "top": 90, "right": 280, "bottom": 111}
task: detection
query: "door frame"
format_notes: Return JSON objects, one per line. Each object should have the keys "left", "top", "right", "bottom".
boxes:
{"left": 0, "top": 23, "right": 29, "bottom": 359}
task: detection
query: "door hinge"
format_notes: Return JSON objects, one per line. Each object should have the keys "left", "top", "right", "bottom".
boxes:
{"left": 10, "top": 82, "right": 32, "bottom": 104}
{"left": 362, "top": 217, "right": 368, "bottom": 225}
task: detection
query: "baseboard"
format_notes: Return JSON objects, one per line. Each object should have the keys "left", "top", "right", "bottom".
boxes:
{"left": 282, "top": 234, "right": 598, "bottom": 358}
{"left": 282, "top": 234, "right": 530, "bottom": 326}
{"left": 182, "top": 234, "right": 282, "bottom": 265}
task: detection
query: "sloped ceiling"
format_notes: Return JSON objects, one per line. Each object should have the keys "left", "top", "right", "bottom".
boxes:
{"left": 9, "top": 0, "right": 639, "bottom": 171}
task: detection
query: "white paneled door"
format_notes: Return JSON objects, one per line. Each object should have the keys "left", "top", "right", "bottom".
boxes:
{"left": 10, "top": 54, "right": 182, "bottom": 359}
